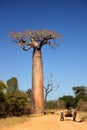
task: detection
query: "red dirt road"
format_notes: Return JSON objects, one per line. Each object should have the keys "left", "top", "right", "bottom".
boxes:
{"left": 0, "top": 114, "right": 87, "bottom": 130}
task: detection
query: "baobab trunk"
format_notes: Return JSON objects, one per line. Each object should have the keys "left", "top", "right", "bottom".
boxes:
{"left": 31, "top": 48, "right": 44, "bottom": 114}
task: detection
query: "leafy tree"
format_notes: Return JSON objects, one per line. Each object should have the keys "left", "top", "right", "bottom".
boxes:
{"left": 9, "top": 29, "right": 61, "bottom": 114}
{"left": 6, "top": 77, "right": 18, "bottom": 93}
{"left": 0, "top": 79, "right": 31, "bottom": 117}
{"left": 6, "top": 90, "right": 30, "bottom": 116}
{"left": 0, "top": 80, "right": 7, "bottom": 117}
{"left": 0, "top": 80, "right": 7, "bottom": 92}
{"left": 72, "top": 86, "right": 87, "bottom": 96}
{"left": 59, "top": 95, "right": 75, "bottom": 109}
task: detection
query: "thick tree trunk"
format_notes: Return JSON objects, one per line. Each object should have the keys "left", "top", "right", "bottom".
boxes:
{"left": 31, "top": 48, "right": 44, "bottom": 114}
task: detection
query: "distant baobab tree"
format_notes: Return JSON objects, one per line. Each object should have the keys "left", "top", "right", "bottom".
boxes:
{"left": 9, "top": 29, "right": 61, "bottom": 114}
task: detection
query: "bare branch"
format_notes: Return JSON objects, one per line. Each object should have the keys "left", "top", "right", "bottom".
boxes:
{"left": 21, "top": 44, "right": 32, "bottom": 51}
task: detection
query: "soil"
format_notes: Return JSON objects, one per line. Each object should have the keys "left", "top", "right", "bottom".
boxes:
{"left": 0, "top": 112, "right": 87, "bottom": 130}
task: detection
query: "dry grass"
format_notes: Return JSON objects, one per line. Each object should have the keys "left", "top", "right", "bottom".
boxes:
{"left": 0, "top": 116, "right": 29, "bottom": 127}
{"left": 78, "top": 111, "right": 87, "bottom": 121}
{"left": 0, "top": 114, "right": 47, "bottom": 128}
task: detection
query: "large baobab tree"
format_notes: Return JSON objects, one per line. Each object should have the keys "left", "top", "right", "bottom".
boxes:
{"left": 9, "top": 29, "right": 61, "bottom": 114}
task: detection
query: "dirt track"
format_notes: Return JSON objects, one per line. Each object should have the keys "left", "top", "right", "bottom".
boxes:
{"left": 0, "top": 113, "right": 87, "bottom": 130}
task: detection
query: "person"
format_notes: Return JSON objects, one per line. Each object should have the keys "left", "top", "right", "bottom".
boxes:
{"left": 60, "top": 110, "right": 64, "bottom": 121}
{"left": 73, "top": 110, "right": 77, "bottom": 121}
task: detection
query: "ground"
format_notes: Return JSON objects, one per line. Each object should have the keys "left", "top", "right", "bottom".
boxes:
{"left": 0, "top": 111, "right": 87, "bottom": 130}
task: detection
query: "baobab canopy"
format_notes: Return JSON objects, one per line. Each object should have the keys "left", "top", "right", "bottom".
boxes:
{"left": 9, "top": 29, "right": 61, "bottom": 51}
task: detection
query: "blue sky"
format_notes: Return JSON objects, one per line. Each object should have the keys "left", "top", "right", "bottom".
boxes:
{"left": 0, "top": 0, "right": 87, "bottom": 100}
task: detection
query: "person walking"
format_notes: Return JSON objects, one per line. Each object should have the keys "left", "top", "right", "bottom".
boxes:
{"left": 60, "top": 111, "right": 64, "bottom": 121}
{"left": 73, "top": 110, "right": 77, "bottom": 121}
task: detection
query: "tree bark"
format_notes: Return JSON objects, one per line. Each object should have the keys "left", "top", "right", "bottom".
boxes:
{"left": 31, "top": 48, "right": 44, "bottom": 114}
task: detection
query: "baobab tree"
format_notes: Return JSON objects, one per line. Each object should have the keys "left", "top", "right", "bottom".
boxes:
{"left": 9, "top": 29, "right": 61, "bottom": 114}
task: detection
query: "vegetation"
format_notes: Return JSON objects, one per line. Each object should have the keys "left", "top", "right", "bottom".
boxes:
{"left": 59, "top": 95, "right": 75, "bottom": 109}
{"left": 72, "top": 86, "right": 87, "bottom": 96}
{"left": 0, "top": 78, "right": 30, "bottom": 118}
{"left": 6, "top": 77, "right": 18, "bottom": 93}
{"left": 45, "top": 86, "right": 87, "bottom": 111}
{"left": 0, "top": 76, "right": 87, "bottom": 118}
{"left": 45, "top": 100, "right": 64, "bottom": 109}
{"left": 79, "top": 111, "right": 87, "bottom": 121}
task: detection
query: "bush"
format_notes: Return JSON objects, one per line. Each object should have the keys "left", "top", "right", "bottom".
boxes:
{"left": 45, "top": 99, "right": 64, "bottom": 109}
{"left": 77, "top": 99, "right": 87, "bottom": 111}
{"left": 59, "top": 95, "right": 75, "bottom": 109}
{"left": 5, "top": 90, "right": 30, "bottom": 116}
{"left": 46, "top": 100, "right": 58, "bottom": 109}
{"left": 0, "top": 90, "right": 31, "bottom": 118}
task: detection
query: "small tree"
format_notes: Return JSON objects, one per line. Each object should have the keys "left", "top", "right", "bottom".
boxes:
{"left": 44, "top": 74, "right": 59, "bottom": 105}
{"left": 72, "top": 86, "right": 87, "bottom": 96}
{"left": 6, "top": 77, "right": 19, "bottom": 93}
{"left": 9, "top": 29, "right": 61, "bottom": 114}
{"left": 59, "top": 95, "right": 75, "bottom": 109}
